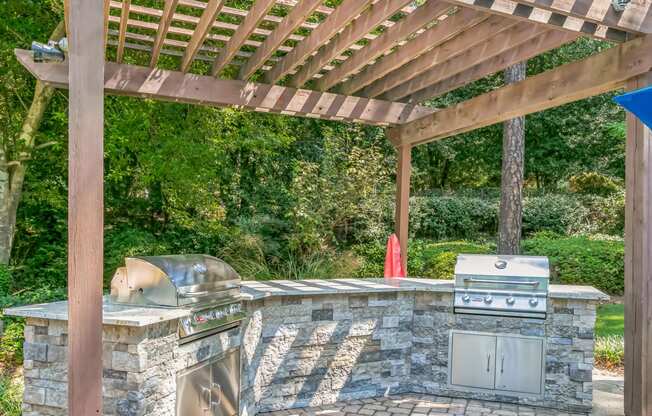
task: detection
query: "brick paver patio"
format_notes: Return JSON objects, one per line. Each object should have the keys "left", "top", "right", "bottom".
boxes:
{"left": 259, "top": 394, "right": 589, "bottom": 416}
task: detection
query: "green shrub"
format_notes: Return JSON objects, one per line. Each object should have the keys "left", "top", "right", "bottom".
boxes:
{"left": 595, "top": 336, "right": 624, "bottom": 370}
{"left": 410, "top": 195, "right": 498, "bottom": 240}
{"left": 0, "top": 372, "right": 22, "bottom": 416}
{"left": 523, "top": 235, "right": 624, "bottom": 295}
{"left": 522, "top": 194, "right": 586, "bottom": 235}
{"left": 569, "top": 171, "right": 621, "bottom": 196}
{"left": 352, "top": 240, "right": 493, "bottom": 278}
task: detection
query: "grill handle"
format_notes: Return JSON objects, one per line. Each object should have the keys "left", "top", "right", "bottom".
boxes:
{"left": 463, "top": 278, "right": 540, "bottom": 287}
{"left": 179, "top": 290, "right": 210, "bottom": 298}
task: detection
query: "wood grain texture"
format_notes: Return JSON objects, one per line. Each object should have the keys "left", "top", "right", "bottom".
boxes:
{"left": 116, "top": 0, "right": 131, "bottom": 63}
{"left": 445, "top": 0, "right": 629, "bottom": 42}
{"left": 150, "top": 0, "right": 179, "bottom": 67}
{"left": 180, "top": 0, "right": 224, "bottom": 72}
{"left": 337, "top": 8, "right": 488, "bottom": 96}
{"left": 287, "top": 0, "right": 413, "bottom": 88}
{"left": 67, "top": 0, "right": 104, "bottom": 414}
{"left": 362, "top": 16, "right": 518, "bottom": 98}
{"left": 263, "top": 0, "right": 374, "bottom": 84}
{"left": 403, "top": 30, "right": 577, "bottom": 103}
{"left": 379, "top": 21, "right": 545, "bottom": 101}
{"left": 238, "top": 0, "right": 323, "bottom": 80}
{"left": 388, "top": 35, "right": 652, "bottom": 146}
{"left": 314, "top": 0, "right": 450, "bottom": 92}
{"left": 513, "top": 0, "right": 651, "bottom": 34}
{"left": 395, "top": 144, "right": 412, "bottom": 273}
{"left": 624, "top": 71, "right": 652, "bottom": 416}
{"left": 211, "top": 0, "right": 275, "bottom": 76}
{"left": 14, "top": 49, "right": 433, "bottom": 126}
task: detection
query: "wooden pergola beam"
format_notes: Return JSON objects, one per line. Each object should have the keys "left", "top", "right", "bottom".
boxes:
{"left": 150, "top": 0, "right": 179, "bottom": 67}
{"left": 624, "top": 70, "right": 652, "bottom": 416}
{"left": 14, "top": 49, "right": 433, "bottom": 126}
{"left": 388, "top": 34, "right": 652, "bottom": 146}
{"left": 68, "top": 0, "right": 104, "bottom": 414}
{"left": 395, "top": 144, "right": 412, "bottom": 274}
{"left": 238, "top": 0, "right": 323, "bottom": 80}
{"left": 512, "top": 0, "right": 652, "bottom": 34}
{"left": 211, "top": 0, "right": 275, "bottom": 76}
{"left": 445, "top": 0, "right": 630, "bottom": 42}
{"left": 380, "top": 21, "right": 547, "bottom": 101}
{"left": 263, "top": 0, "right": 374, "bottom": 84}
{"left": 337, "top": 7, "right": 486, "bottom": 96}
{"left": 314, "top": 0, "right": 450, "bottom": 92}
{"left": 180, "top": 0, "right": 224, "bottom": 73}
{"left": 360, "top": 15, "right": 518, "bottom": 98}
{"left": 403, "top": 29, "right": 577, "bottom": 103}
{"left": 287, "top": 0, "right": 414, "bottom": 88}
{"left": 115, "top": 0, "right": 131, "bottom": 63}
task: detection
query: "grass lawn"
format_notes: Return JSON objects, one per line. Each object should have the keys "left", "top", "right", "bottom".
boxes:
{"left": 596, "top": 303, "right": 624, "bottom": 337}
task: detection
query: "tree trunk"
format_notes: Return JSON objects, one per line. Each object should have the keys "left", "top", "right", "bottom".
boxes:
{"left": 498, "top": 62, "right": 526, "bottom": 255}
{"left": 0, "top": 21, "right": 65, "bottom": 264}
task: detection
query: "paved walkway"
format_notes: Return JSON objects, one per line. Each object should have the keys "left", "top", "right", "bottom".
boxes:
{"left": 261, "top": 370, "right": 624, "bottom": 416}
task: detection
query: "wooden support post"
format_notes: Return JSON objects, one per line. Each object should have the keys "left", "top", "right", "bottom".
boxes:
{"left": 68, "top": 0, "right": 105, "bottom": 414}
{"left": 624, "top": 71, "right": 652, "bottom": 416}
{"left": 395, "top": 144, "right": 412, "bottom": 274}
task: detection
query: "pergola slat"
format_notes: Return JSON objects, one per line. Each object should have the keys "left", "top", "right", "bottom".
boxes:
{"left": 360, "top": 15, "right": 518, "bottom": 98}
{"left": 180, "top": 0, "right": 224, "bottom": 73}
{"left": 238, "top": 0, "right": 324, "bottom": 80}
{"left": 149, "top": 0, "right": 180, "bottom": 67}
{"left": 314, "top": 0, "right": 451, "bottom": 92}
{"left": 287, "top": 0, "right": 414, "bottom": 88}
{"left": 403, "top": 29, "right": 578, "bottom": 103}
{"left": 388, "top": 34, "right": 652, "bottom": 146}
{"left": 445, "top": 0, "right": 629, "bottom": 42}
{"left": 511, "top": 0, "right": 652, "bottom": 34}
{"left": 337, "top": 7, "right": 487, "bottom": 96}
{"left": 380, "top": 21, "right": 548, "bottom": 101}
{"left": 263, "top": 0, "right": 374, "bottom": 84}
{"left": 115, "top": 0, "right": 131, "bottom": 63}
{"left": 15, "top": 49, "right": 434, "bottom": 126}
{"left": 211, "top": 0, "right": 276, "bottom": 76}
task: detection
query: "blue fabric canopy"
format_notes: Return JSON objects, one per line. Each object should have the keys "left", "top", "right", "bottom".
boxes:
{"left": 613, "top": 86, "right": 652, "bottom": 129}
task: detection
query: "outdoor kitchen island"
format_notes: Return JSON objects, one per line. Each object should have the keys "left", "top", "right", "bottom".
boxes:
{"left": 6, "top": 277, "right": 607, "bottom": 416}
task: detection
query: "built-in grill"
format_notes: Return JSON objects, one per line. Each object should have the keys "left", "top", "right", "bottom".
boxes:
{"left": 110, "top": 254, "right": 245, "bottom": 342}
{"left": 453, "top": 254, "right": 549, "bottom": 319}
{"left": 110, "top": 254, "right": 244, "bottom": 416}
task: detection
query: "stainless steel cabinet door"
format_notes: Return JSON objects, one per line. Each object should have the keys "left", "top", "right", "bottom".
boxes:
{"left": 450, "top": 332, "right": 497, "bottom": 390}
{"left": 495, "top": 336, "right": 544, "bottom": 394}
{"left": 211, "top": 347, "right": 240, "bottom": 416}
{"left": 177, "top": 360, "right": 213, "bottom": 416}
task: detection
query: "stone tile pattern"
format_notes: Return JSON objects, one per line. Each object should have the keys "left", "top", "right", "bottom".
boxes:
{"left": 259, "top": 393, "right": 590, "bottom": 416}
{"left": 241, "top": 292, "right": 596, "bottom": 415}
{"left": 21, "top": 317, "right": 240, "bottom": 416}
{"left": 20, "top": 291, "right": 596, "bottom": 416}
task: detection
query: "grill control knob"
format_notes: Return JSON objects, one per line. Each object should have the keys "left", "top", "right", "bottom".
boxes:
{"left": 506, "top": 296, "right": 516, "bottom": 305}
{"left": 484, "top": 295, "right": 493, "bottom": 304}
{"left": 462, "top": 294, "right": 471, "bottom": 303}
{"left": 529, "top": 297, "right": 539, "bottom": 307}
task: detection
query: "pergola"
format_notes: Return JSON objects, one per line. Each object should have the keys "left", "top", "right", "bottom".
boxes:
{"left": 13, "top": 0, "right": 652, "bottom": 414}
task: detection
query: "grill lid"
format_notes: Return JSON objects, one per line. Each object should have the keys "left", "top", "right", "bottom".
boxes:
{"left": 110, "top": 254, "right": 240, "bottom": 307}
{"left": 454, "top": 254, "right": 550, "bottom": 279}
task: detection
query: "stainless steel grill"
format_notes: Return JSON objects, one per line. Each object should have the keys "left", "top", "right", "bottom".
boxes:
{"left": 109, "top": 254, "right": 245, "bottom": 341}
{"left": 453, "top": 254, "right": 549, "bottom": 319}
{"left": 110, "top": 254, "right": 244, "bottom": 416}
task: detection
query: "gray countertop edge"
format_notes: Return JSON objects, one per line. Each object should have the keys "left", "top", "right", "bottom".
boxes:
{"left": 3, "top": 279, "right": 609, "bottom": 326}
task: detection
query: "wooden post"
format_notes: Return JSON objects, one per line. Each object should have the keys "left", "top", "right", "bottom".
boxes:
{"left": 68, "top": 0, "right": 105, "bottom": 414}
{"left": 624, "top": 71, "right": 652, "bottom": 416}
{"left": 395, "top": 144, "right": 412, "bottom": 274}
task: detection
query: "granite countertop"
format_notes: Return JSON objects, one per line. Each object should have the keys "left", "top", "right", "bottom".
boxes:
{"left": 4, "top": 279, "right": 609, "bottom": 326}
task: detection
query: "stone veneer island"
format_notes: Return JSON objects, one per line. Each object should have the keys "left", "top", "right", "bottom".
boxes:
{"left": 4, "top": 278, "right": 608, "bottom": 416}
